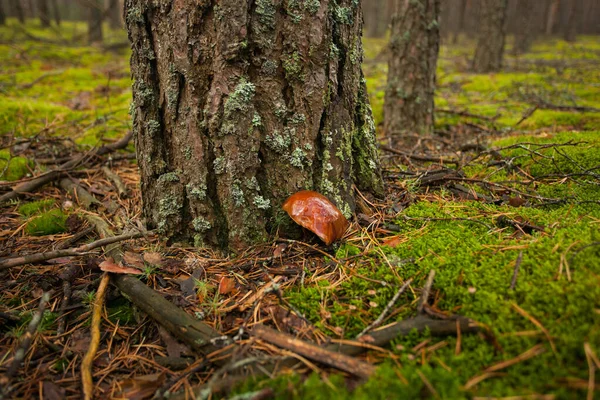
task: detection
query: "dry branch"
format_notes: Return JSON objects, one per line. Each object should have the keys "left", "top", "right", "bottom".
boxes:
{"left": 252, "top": 325, "right": 376, "bottom": 379}
{"left": 0, "top": 291, "right": 53, "bottom": 400}
{"left": 0, "top": 131, "right": 132, "bottom": 204}
{"left": 0, "top": 231, "right": 145, "bottom": 270}
{"left": 81, "top": 273, "right": 110, "bottom": 400}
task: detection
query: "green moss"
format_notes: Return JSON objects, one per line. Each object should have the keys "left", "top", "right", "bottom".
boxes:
{"left": 18, "top": 199, "right": 55, "bottom": 217}
{"left": 25, "top": 209, "right": 68, "bottom": 236}
{"left": 0, "top": 152, "right": 31, "bottom": 181}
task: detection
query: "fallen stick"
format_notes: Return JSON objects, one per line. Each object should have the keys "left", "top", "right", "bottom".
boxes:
{"left": 112, "top": 275, "right": 230, "bottom": 357}
{"left": 59, "top": 178, "right": 101, "bottom": 208}
{"left": 101, "top": 166, "right": 128, "bottom": 198}
{"left": 356, "top": 278, "right": 413, "bottom": 338}
{"left": 380, "top": 145, "right": 460, "bottom": 165}
{"left": 0, "top": 131, "right": 132, "bottom": 204}
{"left": 81, "top": 273, "right": 110, "bottom": 400}
{"left": 417, "top": 270, "right": 436, "bottom": 314}
{"left": 0, "top": 291, "right": 53, "bottom": 400}
{"left": 0, "top": 231, "right": 145, "bottom": 270}
{"left": 252, "top": 325, "right": 375, "bottom": 379}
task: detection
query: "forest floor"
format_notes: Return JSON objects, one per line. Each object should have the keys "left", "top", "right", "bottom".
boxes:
{"left": 1, "top": 19, "right": 599, "bottom": 400}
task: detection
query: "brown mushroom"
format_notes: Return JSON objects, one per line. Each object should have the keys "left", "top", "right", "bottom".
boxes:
{"left": 282, "top": 190, "right": 349, "bottom": 245}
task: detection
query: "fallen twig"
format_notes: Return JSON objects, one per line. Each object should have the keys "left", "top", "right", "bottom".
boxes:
{"left": 0, "top": 131, "right": 132, "bottom": 204}
{"left": 252, "top": 325, "right": 376, "bottom": 379}
{"left": 380, "top": 145, "right": 460, "bottom": 165}
{"left": 101, "top": 166, "right": 128, "bottom": 198}
{"left": 0, "top": 291, "right": 53, "bottom": 400}
{"left": 417, "top": 270, "right": 436, "bottom": 314}
{"left": 509, "top": 251, "right": 523, "bottom": 290}
{"left": 356, "top": 278, "right": 413, "bottom": 338}
{"left": 81, "top": 272, "right": 110, "bottom": 400}
{"left": 0, "top": 231, "right": 146, "bottom": 270}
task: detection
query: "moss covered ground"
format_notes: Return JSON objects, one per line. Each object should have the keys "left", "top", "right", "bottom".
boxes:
{"left": 0, "top": 19, "right": 599, "bottom": 400}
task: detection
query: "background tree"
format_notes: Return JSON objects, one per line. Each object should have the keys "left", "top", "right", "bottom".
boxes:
{"left": 36, "top": 0, "right": 51, "bottom": 27}
{"left": 9, "top": 0, "right": 26, "bottom": 24}
{"left": 107, "top": 0, "right": 122, "bottom": 29}
{"left": 384, "top": 0, "right": 440, "bottom": 143}
{"left": 512, "top": 0, "right": 535, "bottom": 54}
{"left": 88, "top": 0, "right": 103, "bottom": 43}
{"left": 0, "top": 2, "right": 5, "bottom": 26}
{"left": 125, "top": 0, "right": 383, "bottom": 251}
{"left": 50, "top": 0, "right": 60, "bottom": 26}
{"left": 564, "top": 0, "right": 582, "bottom": 42}
{"left": 472, "top": 0, "right": 507, "bottom": 72}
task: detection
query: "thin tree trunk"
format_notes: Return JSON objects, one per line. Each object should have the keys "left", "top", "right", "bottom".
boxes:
{"left": 472, "top": 0, "right": 507, "bottom": 73}
{"left": 50, "top": 0, "right": 60, "bottom": 25}
{"left": 37, "top": 0, "right": 51, "bottom": 27}
{"left": 88, "top": 0, "right": 103, "bottom": 43}
{"left": 125, "top": 0, "right": 383, "bottom": 251}
{"left": 0, "top": 2, "right": 6, "bottom": 25}
{"left": 513, "top": 0, "right": 535, "bottom": 54}
{"left": 564, "top": 0, "right": 581, "bottom": 42}
{"left": 10, "top": 0, "right": 26, "bottom": 24}
{"left": 384, "top": 0, "right": 440, "bottom": 141}
{"left": 453, "top": 0, "right": 468, "bottom": 44}
{"left": 545, "top": 0, "right": 560, "bottom": 35}
{"left": 107, "top": 0, "right": 121, "bottom": 29}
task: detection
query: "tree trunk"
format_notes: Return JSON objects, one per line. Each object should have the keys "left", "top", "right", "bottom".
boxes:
{"left": 564, "top": 0, "right": 581, "bottom": 42}
{"left": 88, "top": 0, "right": 103, "bottom": 43}
{"left": 107, "top": 0, "right": 122, "bottom": 29}
{"left": 472, "top": 0, "right": 507, "bottom": 73}
{"left": 384, "top": 0, "right": 440, "bottom": 141}
{"left": 0, "top": 2, "right": 5, "bottom": 25}
{"left": 512, "top": 0, "right": 534, "bottom": 54}
{"left": 10, "top": 0, "right": 26, "bottom": 24}
{"left": 452, "top": 0, "right": 468, "bottom": 44}
{"left": 37, "top": 0, "right": 51, "bottom": 27}
{"left": 50, "top": 0, "right": 60, "bottom": 25}
{"left": 545, "top": 0, "right": 560, "bottom": 35}
{"left": 125, "top": 0, "right": 384, "bottom": 251}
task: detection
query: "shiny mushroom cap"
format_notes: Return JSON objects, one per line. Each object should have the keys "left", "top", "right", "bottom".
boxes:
{"left": 282, "top": 190, "right": 349, "bottom": 245}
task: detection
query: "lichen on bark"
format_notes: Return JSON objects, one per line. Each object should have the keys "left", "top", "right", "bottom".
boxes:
{"left": 126, "top": 0, "right": 383, "bottom": 251}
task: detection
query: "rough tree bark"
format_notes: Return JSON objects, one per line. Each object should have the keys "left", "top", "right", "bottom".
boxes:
{"left": 36, "top": 0, "right": 51, "bottom": 27}
{"left": 384, "top": 0, "right": 440, "bottom": 142}
{"left": 512, "top": 0, "right": 534, "bottom": 54}
{"left": 472, "top": 0, "right": 507, "bottom": 72}
{"left": 88, "top": 0, "right": 103, "bottom": 43}
{"left": 125, "top": 1, "right": 383, "bottom": 251}
{"left": 0, "top": 2, "right": 5, "bottom": 25}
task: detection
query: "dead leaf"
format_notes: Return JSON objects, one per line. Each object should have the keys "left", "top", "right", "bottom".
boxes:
{"left": 123, "top": 252, "right": 145, "bottom": 269}
{"left": 508, "top": 197, "right": 526, "bottom": 207}
{"left": 179, "top": 267, "right": 204, "bottom": 299}
{"left": 218, "top": 276, "right": 236, "bottom": 295}
{"left": 382, "top": 236, "right": 404, "bottom": 247}
{"left": 99, "top": 257, "right": 142, "bottom": 275}
{"left": 115, "top": 373, "right": 166, "bottom": 400}
{"left": 143, "top": 252, "right": 162, "bottom": 266}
